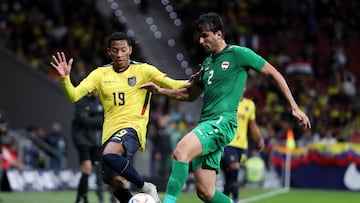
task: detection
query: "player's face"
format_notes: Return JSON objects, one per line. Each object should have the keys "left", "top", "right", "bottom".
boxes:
{"left": 108, "top": 40, "right": 132, "bottom": 72}
{"left": 198, "top": 30, "right": 222, "bottom": 54}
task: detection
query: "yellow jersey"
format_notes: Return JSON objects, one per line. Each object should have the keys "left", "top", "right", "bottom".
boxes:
{"left": 61, "top": 61, "right": 186, "bottom": 151}
{"left": 228, "top": 98, "right": 256, "bottom": 149}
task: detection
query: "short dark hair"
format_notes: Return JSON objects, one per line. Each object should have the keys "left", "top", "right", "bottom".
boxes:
{"left": 107, "top": 32, "right": 133, "bottom": 48}
{"left": 195, "top": 12, "right": 225, "bottom": 36}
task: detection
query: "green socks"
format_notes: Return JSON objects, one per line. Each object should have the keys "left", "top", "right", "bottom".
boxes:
{"left": 206, "top": 190, "right": 233, "bottom": 203}
{"left": 163, "top": 162, "right": 232, "bottom": 203}
{"left": 163, "top": 161, "right": 189, "bottom": 203}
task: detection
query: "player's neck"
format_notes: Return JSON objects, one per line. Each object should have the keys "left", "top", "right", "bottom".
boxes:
{"left": 214, "top": 40, "right": 227, "bottom": 54}
{"left": 113, "top": 64, "right": 130, "bottom": 73}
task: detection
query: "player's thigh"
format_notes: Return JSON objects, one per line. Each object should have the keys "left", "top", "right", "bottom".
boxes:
{"left": 102, "top": 128, "right": 140, "bottom": 157}
{"left": 174, "top": 131, "right": 202, "bottom": 162}
{"left": 192, "top": 148, "right": 223, "bottom": 172}
{"left": 192, "top": 119, "right": 235, "bottom": 156}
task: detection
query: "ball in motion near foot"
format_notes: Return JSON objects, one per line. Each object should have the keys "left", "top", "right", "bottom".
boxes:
{"left": 128, "top": 193, "right": 156, "bottom": 203}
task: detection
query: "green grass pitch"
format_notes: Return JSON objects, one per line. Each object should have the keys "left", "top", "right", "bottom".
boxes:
{"left": 1, "top": 188, "right": 359, "bottom": 203}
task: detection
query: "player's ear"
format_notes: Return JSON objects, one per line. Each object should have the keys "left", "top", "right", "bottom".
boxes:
{"left": 106, "top": 47, "right": 111, "bottom": 56}
{"left": 128, "top": 46, "right": 133, "bottom": 55}
{"left": 215, "top": 30, "right": 223, "bottom": 39}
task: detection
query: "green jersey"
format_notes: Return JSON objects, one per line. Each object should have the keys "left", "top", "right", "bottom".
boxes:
{"left": 197, "top": 45, "right": 265, "bottom": 123}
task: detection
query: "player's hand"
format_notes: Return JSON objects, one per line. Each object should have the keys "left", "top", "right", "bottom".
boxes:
{"left": 139, "top": 82, "right": 161, "bottom": 94}
{"left": 50, "top": 52, "right": 73, "bottom": 76}
{"left": 292, "top": 108, "right": 311, "bottom": 130}
{"left": 185, "top": 68, "right": 204, "bottom": 88}
{"left": 258, "top": 138, "right": 265, "bottom": 152}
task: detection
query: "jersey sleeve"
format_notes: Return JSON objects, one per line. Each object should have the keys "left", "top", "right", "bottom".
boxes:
{"left": 144, "top": 64, "right": 186, "bottom": 89}
{"left": 234, "top": 47, "right": 266, "bottom": 72}
{"left": 60, "top": 71, "right": 97, "bottom": 102}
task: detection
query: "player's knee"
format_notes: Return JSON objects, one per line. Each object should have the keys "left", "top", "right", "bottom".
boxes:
{"left": 194, "top": 180, "right": 215, "bottom": 201}
{"left": 101, "top": 159, "right": 116, "bottom": 185}
{"left": 229, "top": 162, "right": 239, "bottom": 170}
{"left": 81, "top": 161, "right": 93, "bottom": 174}
{"left": 110, "top": 176, "right": 128, "bottom": 189}
{"left": 173, "top": 142, "right": 195, "bottom": 162}
{"left": 173, "top": 147, "right": 188, "bottom": 162}
{"left": 196, "top": 188, "right": 213, "bottom": 201}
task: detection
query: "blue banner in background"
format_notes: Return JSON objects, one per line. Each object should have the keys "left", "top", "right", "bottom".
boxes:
{"left": 272, "top": 142, "right": 360, "bottom": 191}
{"left": 290, "top": 163, "right": 358, "bottom": 190}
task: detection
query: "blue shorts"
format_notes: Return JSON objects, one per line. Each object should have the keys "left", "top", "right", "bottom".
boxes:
{"left": 101, "top": 127, "right": 140, "bottom": 184}
{"left": 221, "top": 146, "right": 247, "bottom": 168}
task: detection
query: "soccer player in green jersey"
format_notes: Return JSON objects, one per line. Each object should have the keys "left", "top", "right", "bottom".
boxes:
{"left": 140, "top": 12, "right": 311, "bottom": 203}
{"left": 50, "top": 32, "right": 188, "bottom": 203}
{"left": 221, "top": 97, "right": 264, "bottom": 203}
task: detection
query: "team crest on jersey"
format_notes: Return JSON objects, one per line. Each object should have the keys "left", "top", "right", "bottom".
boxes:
{"left": 128, "top": 77, "right": 136, "bottom": 86}
{"left": 221, "top": 61, "right": 229, "bottom": 70}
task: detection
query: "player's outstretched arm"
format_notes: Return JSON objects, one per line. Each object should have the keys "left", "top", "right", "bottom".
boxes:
{"left": 50, "top": 51, "right": 87, "bottom": 103}
{"left": 140, "top": 82, "right": 190, "bottom": 101}
{"left": 249, "top": 120, "right": 265, "bottom": 151}
{"left": 260, "top": 61, "right": 311, "bottom": 130}
{"left": 50, "top": 52, "right": 73, "bottom": 76}
{"left": 141, "top": 68, "right": 204, "bottom": 101}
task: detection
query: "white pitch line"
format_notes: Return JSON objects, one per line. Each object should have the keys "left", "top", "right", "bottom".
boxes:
{"left": 241, "top": 188, "right": 290, "bottom": 203}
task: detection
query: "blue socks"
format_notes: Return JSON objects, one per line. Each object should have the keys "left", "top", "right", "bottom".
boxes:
{"left": 103, "top": 154, "right": 144, "bottom": 188}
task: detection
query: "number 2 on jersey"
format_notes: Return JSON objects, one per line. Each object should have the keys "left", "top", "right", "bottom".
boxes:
{"left": 207, "top": 70, "right": 214, "bottom": 84}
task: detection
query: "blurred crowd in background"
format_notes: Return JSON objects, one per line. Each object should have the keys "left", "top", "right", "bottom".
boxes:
{"left": 175, "top": 0, "right": 360, "bottom": 147}
{"left": 1, "top": 0, "right": 360, "bottom": 186}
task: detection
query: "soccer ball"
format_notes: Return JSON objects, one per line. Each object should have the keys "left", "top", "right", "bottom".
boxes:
{"left": 128, "top": 193, "right": 156, "bottom": 203}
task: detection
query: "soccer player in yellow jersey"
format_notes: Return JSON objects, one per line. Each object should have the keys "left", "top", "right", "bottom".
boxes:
{"left": 221, "top": 97, "right": 265, "bottom": 203}
{"left": 50, "top": 32, "right": 188, "bottom": 203}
